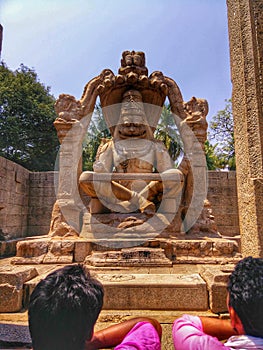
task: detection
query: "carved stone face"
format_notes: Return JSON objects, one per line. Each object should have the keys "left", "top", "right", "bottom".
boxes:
{"left": 115, "top": 89, "right": 152, "bottom": 140}
{"left": 118, "top": 115, "right": 147, "bottom": 139}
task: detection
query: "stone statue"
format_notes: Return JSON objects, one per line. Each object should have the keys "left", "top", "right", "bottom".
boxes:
{"left": 48, "top": 50, "right": 218, "bottom": 238}
{"left": 79, "top": 89, "right": 184, "bottom": 216}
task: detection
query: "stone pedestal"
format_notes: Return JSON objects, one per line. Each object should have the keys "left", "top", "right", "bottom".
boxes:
{"left": 11, "top": 236, "right": 241, "bottom": 265}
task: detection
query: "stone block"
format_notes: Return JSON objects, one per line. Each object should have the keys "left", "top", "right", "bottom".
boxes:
{"left": 0, "top": 284, "right": 23, "bottom": 312}
{"left": 172, "top": 240, "right": 213, "bottom": 258}
{"left": 74, "top": 241, "right": 92, "bottom": 262}
{"left": 49, "top": 240, "right": 75, "bottom": 255}
{"left": 43, "top": 254, "right": 73, "bottom": 264}
{"left": 212, "top": 240, "right": 239, "bottom": 257}
{"left": 16, "top": 239, "right": 49, "bottom": 258}
{"left": 200, "top": 265, "right": 235, "bottom": 313}
{"left": 0, "top": 265, "right": 38, "bottom": 312}
{"left": 0, "top": 265, "right": 38, "bottom": 287}
{"left": 97, "top": 273, "right": 208, "bottom": 310}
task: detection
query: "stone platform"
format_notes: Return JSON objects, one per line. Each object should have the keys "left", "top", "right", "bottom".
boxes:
{"left": 11, "top": 235, "right": 241, "bottom": 265}
{"left": 0, "top": 256, "right": 236, "bottom": 314}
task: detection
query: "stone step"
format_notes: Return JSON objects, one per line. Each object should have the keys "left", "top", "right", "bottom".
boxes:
{"left": 24, "top": 272, "right": 208, "bottom": 311}
{"left": 0, "top": 260, "right": 235, "bottom": 314}
{"left": 100, "top": 273, "right": 208, "bottom": 310}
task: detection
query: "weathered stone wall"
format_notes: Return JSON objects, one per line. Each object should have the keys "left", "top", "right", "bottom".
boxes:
{"left": 0, "top": 156, "right": 239, "bottom": 240}
{"left": 27, "top": 172, "right": 57, "bottom": 236}
{"left": 207, "top": 171, "right": 239, "bottom": 237}
{"left": 0, "top": 157, "right": 30, "bottom": 240}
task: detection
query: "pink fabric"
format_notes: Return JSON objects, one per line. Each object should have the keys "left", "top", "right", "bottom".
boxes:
{"left": 172, "top": 314, "right": 231, "bottom": 350}
{"left": 114, "top": 321, "right": 161, "bottom": 350}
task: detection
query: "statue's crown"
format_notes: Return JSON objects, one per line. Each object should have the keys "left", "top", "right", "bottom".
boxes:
{"left": 96, "top": 51, "right": 168, "bottom": 133}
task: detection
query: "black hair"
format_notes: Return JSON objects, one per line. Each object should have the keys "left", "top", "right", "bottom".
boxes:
{"left": 28, "top": 264, "right": 104, "bottom": 350}
{"left": 227, "top": 256, "right": 263, "bottom": 337}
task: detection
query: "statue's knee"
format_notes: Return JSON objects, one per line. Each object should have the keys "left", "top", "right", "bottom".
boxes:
{"left": 79, "top": 171, "right": 96, "bottom": 196}
{"left": 162, "top": 169, "right": 184, "bottom": 194}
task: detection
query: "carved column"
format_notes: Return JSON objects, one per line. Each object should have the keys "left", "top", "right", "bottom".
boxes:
{"left": 227, "top": 0, "right": 263, "bottom": 256}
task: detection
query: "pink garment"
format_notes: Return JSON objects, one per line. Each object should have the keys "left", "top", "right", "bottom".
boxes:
{"left": 114, "top": 321, "right": 161, "bottom": 350}
{"left": 172, "top": 314, "right": 230, "bottom": 350}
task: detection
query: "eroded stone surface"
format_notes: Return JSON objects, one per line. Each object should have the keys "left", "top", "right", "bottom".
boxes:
{"left": 85, "top": 247, "right": 172, "bottom": 267}
{"left": 200, "top": 265, "right": 235, "bottom": 313}
{"left": 0, "top": 265, "right": 38, "bottom": 287}
{"left": 0, "top": 265, "right": 38, "bottom": 312}
{"left": 0, "top": 284, "right": 23, "bottom": 313}
{"left": 12, "top": 239, "right": 75, "bottom": 264}
{"left": 96, "top": 273, "right": 208, "bottom": 310}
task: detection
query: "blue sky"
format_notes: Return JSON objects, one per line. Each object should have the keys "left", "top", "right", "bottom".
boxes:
{"left": 0, "top": 0, "right": 231, "bottom": 122}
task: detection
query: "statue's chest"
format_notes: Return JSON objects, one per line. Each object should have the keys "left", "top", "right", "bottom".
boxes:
{"left": 112, "top": 139, "right": 155, "bottom": 165}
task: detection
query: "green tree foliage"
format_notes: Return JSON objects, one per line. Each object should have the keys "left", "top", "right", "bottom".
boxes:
{"left": 208, "top": 99, "right": 235, "bottom": 170}
{"left": 154, "top": 104, "right": 183, "bottom": 163}
{"left": 204, "top": 140, "right": 220, "bottom": 170}
{"left": 82, "top": 104, "right": 111, "bottom": 171}
{"left": 0, "top": 62, "right": 59, "bottom": 171}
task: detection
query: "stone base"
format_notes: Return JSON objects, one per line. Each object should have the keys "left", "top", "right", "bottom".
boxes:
{"left": 85, "top": 247, "right": 172, "bottom": 267}
{"left": 80, "top": 212, "right": 183, "bottom": 240}
{"left": 11, "top": 235, "right": 241, "bottom": 265}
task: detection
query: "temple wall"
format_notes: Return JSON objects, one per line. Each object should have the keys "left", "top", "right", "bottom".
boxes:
{"left": 0, "top": 157, "right": 30, "bottom": 240}
{"left": 207, "top": 171, "right": 240, "bottom": 237}
{"left": 27, "top": 171, "right": 57, "bottom": 236}
{"left": 0, "top": 157, "right": 240, "bottom": 243}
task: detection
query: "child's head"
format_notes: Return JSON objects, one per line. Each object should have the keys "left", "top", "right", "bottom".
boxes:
{"left": 28, "top": 264, "right": 104, "bottom": 350}
{"left": 227, "top": 256, "right": 263, "bottom": 337}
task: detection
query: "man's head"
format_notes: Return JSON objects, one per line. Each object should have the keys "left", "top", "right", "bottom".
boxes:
{"left": 28, "top": 264, "right": 104, "bottom": 350}
{"left": 227, "top": 256, "right": 263, "bottom": 337}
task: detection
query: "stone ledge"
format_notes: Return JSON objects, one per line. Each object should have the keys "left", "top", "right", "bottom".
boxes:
{"left": 11, "top": 236, "right": 241, "bottom": 265}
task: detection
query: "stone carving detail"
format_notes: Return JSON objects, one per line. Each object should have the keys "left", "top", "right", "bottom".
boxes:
{"left": 79, "top": 88, "right": 184, "bottom": 221}
{"left": 48, "top": 201, "right": 79, "bottom": 237}
{"left": 183, "top": 96, "right": 209, "bottom": 149}
{"left": 55, "top": 94, "right": 84, "bottom": 122}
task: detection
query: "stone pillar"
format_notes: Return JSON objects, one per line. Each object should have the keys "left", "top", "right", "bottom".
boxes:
{"left": 227, "top": 0, "right": 263, "bottom": 257}
{"left": 54, "top": 120, "right": 85, "bottom": 233}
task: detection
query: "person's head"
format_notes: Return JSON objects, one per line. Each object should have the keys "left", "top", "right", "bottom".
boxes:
{"left": 227, "top": 256, "right": 263, "bottom": 337}
{"left": 28, "top": 264, "right": 104, "bottom": 350}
